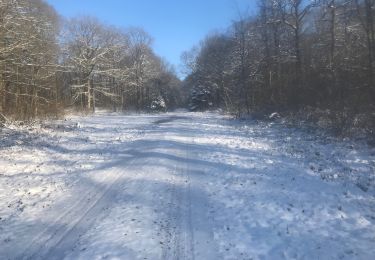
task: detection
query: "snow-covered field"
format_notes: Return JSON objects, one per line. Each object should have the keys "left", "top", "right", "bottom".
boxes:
{"left": 0, "top": 111, "right": 374, "bottom": 260}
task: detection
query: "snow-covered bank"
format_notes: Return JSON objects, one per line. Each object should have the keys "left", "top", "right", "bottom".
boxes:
{"left": 189, "top": 114, "right": 375, "bottom": 259}
{"left": 0, "top": 112, "right": 374, "bottom": 259}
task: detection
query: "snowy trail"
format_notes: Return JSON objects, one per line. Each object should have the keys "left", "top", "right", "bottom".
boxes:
{"left": 0, "top": 112, "right": 374, "bottom": 259}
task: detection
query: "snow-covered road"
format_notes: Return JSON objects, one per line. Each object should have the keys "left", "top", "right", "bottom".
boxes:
{"left": 0, "top": 112, "right": 374, "bottom": 259}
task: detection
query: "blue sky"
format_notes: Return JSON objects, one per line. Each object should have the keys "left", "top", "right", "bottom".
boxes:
{"left": 46, "top": 0, "right": 257, "bottom": 74}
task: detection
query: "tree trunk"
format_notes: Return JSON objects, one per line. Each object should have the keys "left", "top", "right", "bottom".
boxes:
{"left": 87, "top": 79, "right": 92, "bottom": 110}
{"left": 92, "top": 79, "right": 96, "bottom": 113}
{"left": 0, "top": 80, "right": 3, "bottom": 113}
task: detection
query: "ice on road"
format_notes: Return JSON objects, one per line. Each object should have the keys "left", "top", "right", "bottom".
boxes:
{"left": 0, "top": 112, "right": 374, "bottom": 259}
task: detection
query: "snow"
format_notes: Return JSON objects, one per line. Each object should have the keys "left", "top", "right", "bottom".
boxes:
{"left": 0, "top": 111, "right": 374, "bottom": 259}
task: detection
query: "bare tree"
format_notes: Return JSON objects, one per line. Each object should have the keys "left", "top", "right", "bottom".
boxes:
{"left": 0, "top": 0, "right": 60, "bottom": 120}
{"left": 62, "top": 17, "right": 125, "bottom": 111}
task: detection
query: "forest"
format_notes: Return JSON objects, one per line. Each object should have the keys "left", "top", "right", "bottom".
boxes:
{"left": 0, "top": 0, "right": 374, "bottom": 135}
{"left": 0, "top": 0, "right": 182, "bottom": 121}
{"left": 183, "top": 0, "right": 375, "bottom": 135}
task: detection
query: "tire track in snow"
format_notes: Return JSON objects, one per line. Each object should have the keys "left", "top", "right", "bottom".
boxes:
{"left": 161, "top": 159, "right": 194, "bottom": 260}
{"left": 16, "top": 169, "right": 123, "bottom": 260}
{"left": 14, "top": 119, "right": 152, "bottom": 260}
{"left": 151, "top": 120, "right": 195, "bottom": 260}
{"left": 156, "top": 121, "right": 201, "bottom": 260}
{"left": 159, "top": 116, "right": 219, "bottom": 260}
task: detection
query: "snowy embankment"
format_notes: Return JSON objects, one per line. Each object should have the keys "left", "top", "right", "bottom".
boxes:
{"left": 0, "top": 111, "right": 374, "bottom": 259}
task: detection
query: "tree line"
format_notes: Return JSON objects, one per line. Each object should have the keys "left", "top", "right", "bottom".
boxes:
{"left": 183, "top": 0, "right": 374, "bottom": 132}
{"left": 0, "top": 0, "right": 182, "bottom": 121}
